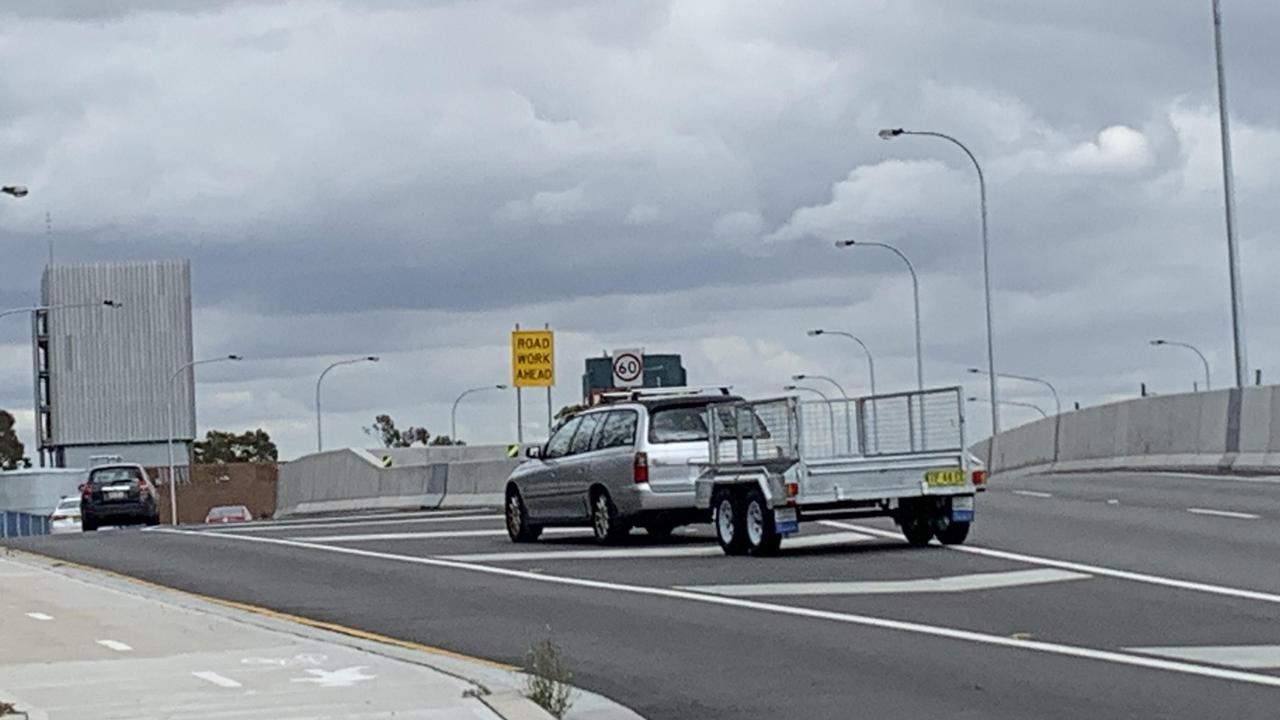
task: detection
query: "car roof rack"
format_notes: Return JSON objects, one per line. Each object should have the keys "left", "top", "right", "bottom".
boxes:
{"left": 595, "top": 386, "right": 734, "bottom": 404}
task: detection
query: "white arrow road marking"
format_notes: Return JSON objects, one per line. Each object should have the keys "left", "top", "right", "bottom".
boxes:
{"left": 441, "top": 531, "right": 873, "bottom": 562}
{"left": 1126, "top": 645, "right": 1280, "bottom": 669}
{"left": 96, "top": 639, "right": 132, "bottom": 652}
{"left": 680, "top": 569, "right": 1090, "bottom": 597}
{"left": 25, "top": 612, "right": 53, "bottom": 621}
{"left": 192, "top": 671, "right": 242, "bottom": 688}
{"left": 292, "top": 528, "right": 586, "bottom": 543}
{"left": 1186, "top": 508, "right": 1259, "bottom": 520}
{"left": 290, "top": 666, "right": 375, "bottom": 688}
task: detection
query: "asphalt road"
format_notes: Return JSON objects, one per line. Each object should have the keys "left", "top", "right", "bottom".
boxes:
{"left": 7, "top": 471, "right": 1280, "bottom": 720}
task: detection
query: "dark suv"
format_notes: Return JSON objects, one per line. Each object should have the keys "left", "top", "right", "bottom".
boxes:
{"left": 81, "top": 464, "right": 161, "bottom": 531}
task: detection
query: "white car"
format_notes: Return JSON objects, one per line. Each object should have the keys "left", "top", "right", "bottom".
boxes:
{"left": 49, "top": 497, "right": 83, "bottom": 534}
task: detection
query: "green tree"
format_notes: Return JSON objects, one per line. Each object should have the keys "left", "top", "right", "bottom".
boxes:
{"left": 365, "top": 414, "right": 431, "bottom": 448}
{"left": 192, "top": 428, "right": 278, "bottom": 464}
{"left": 429, "top": 435, "right": 465, "bottom": 446}
{"left": 0, "top": 410, "right": 30, "bottom": 470}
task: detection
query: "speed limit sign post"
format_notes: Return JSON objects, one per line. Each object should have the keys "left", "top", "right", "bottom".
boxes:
{"left": 612, "top": 349, "right": 645, "bottom": 388}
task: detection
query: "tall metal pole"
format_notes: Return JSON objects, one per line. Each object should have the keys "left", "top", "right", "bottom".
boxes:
{"left": 1150, "top": 340, "right": 1212, "bottom": 391}
{"left": 315, "top": 356, "right": 380, "bottom": 453}
{"left": 834, "top": 241, "right": 923, "bottom": 391}
{"left": 881, "top": 128, "right": 998, "bottom": 438}
{"left": 1211, "top": 0, "right": 1248, "bottom": 388}
{"left": 784, "top": 385, "right": 839, "bottom": 453}
{"left": 168, "top": 355, "right": 240, "bottom": 525}
{"left": 794, "top": 374, "right": 853, "bottom": 455}
{"left": 806, "top": 331, "right": 879, "bottom": 451}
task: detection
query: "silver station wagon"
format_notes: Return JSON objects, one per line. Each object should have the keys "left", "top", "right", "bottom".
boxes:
{"left": 504, "top": 388, "right": 740, "bottom": 543}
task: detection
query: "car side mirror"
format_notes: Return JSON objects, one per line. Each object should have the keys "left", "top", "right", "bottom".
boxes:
{"left": 525, "top": 446, "right": 542, "bottom": 459}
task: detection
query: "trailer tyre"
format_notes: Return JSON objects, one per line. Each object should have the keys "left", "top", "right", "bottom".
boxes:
{"left": 713, "top": 488, "right": 748, "bottom": 555}
{"left": 936, "top": 521, "right": 970, "bottom": 545}
{"left": 744, "top": 488, "right": 782, "bottom": 556}
{"left": 900, "top": 515, "right": 934, "bottom": 547}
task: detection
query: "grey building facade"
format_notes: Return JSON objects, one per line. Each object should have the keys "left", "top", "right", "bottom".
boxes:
{"left": 36, "top": 260, "right": 195, "bottom": 468}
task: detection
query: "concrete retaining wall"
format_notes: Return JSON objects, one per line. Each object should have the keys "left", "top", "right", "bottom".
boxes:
{"left": 0, "top": 469, "right": 88, "bottom": 514}
{"left": 276, "top": 445, "right": 521, "bottom": 517}
{"left": 976, "top": 386, "right": 1280, "bottom": 476}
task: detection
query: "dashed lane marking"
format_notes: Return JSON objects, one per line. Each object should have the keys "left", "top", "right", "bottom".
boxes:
{"left": 192, "top": 671, "right": 242, "bottom": 688}
{"left": 679, "top": 569, "right": 1090, "bottom": 597}
{"left": 97, "top": 639, "right": 132, "bottom": 652}
{"left": 159, "top": 527, "right": 1280, "bottom": 691}
{"left": 1186, "top": 508, "right": 1260, "bottom": 520}
{"left": 25, "top": 612, "right": 53, "bottom": 621}
{"left": 1012, "top": 490, "right": 1053, "bottom": 499}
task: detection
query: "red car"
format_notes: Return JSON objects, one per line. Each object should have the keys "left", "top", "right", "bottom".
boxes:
{"left": 204, "top": 505, "right": 253, "bottom": 524}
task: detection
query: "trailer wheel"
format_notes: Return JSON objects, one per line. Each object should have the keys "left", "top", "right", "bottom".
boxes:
{"left": 744, "top": 488, "right": 782, "bottom": 556}
{"left": 900, "top": 514, "right": 934, "bottom": 547}
{"left": 936, "top": 521, "right": 970, "bottom": 545}
{"left": 713, "top": 488, "right": 748, "bottom": 555}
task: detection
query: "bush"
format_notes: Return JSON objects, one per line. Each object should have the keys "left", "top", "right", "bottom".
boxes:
{"left": 524, "top": 636, "right": 575, "bottom": 719}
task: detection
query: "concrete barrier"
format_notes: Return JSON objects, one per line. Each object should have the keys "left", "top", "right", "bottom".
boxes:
{"left": 276, "top": 445, "right": 522, "bottom": 517}
{"left": 976, "top": 386, "right": 1280, "bottom": 477}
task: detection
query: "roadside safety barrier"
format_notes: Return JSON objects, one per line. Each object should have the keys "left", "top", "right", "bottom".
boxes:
{"left": 0, "top": 511, "right": 52, "bottom": 538}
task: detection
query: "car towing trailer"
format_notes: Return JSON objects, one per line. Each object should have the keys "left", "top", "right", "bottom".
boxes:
{"left": 694, "top": 386, "right": 985, "bottom": 556}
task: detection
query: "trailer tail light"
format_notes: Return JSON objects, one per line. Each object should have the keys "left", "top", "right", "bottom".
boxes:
{"left": 633, "top": 452, "right": 649, "bottom": 484}
{"left": 972, "top": 470, "right": 987, "bottom": 487}
{"left": 784, "top": 482, "right": 800, "bottom": 500}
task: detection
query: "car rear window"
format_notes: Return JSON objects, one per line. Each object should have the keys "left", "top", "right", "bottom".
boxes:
{"left": 89, "top": 467, "right": 143, "bottom": 485}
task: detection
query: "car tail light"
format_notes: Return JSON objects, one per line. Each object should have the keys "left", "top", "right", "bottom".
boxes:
{"left": 136, "top": 481, "right": 151, "bottom": 496}
{"left": 50, "top": 514, "right": 66, "bottom": 522}
{"left": 81, "top": 484, "right": 92, "bottom": 499}
{"left": 972, "top": 470, "right": 987, "bottom": 487}
{"left": 633, "top": 452, "right": 649, "bottom": 484}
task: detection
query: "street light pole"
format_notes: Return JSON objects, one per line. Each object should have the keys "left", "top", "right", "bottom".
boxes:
{"left": 452, "top": 384, "right": 508, "bottom": 441}
{"left": 834, "top": 240, "right": 923, "bottom": 391}
{"left": 1211, "top": 0, "right": 1248, "bottom": 388}
{"left": 792, "top": 373, "right": 853, "bottom": 455}
{"left": 784, "top": 384, "right": 839, "bottom": 453}
{"left": 316, "top": 356, "right": 380, "bottom": 453}
{"left": 1149, "top": 340, "right": 1212, "bottom": 391}
{"left": 806, "top": 330, "right": 878, "bottom": 452}
{"left": 968, "top": 396, "right": 1048, "bottom": 419}
{"left": 168, "top": 354, "right": 241, "bottom": 525}
{"left": 880, "top": 127, "right": 999, "bottom": 437}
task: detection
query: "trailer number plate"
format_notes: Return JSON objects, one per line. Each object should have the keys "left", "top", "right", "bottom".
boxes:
{"left": 925, "top": 468, "right": 966, "bottom": 487}
{"left": 774, "top": 507, "right": 799, "bottom": 535}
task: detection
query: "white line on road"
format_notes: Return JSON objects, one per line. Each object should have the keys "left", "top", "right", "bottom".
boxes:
{"left": 96, "top": 639, "right": 132, "bottom": 652}
{"left": 1106, "top": 499, "right": 1120, "bottom": 505}
{"left": 161, "top": 527, "right": 1280, "bottom": 691}
{"left": 1012, "top": 490, "right": 1053, "bottom": 498}
{"left": 680, "top": 569, "right": 1090, "bottom": 597}
{"left": 1125, "top": 645, "right": 1280, "bottom": 669}
{"left": 293, "top": 528, "right": 586, "bottom": 543}
{"left": 25, "top": 612, "right": 53, "bottom": 621}
{"left": 1186, "top": 508, "right": 1260, "bottom": 520}
{"left": 441, "top": 531, "right": 872, "bottom": 562}
{"left": 204, "top": 513, "right": 504, "bottom": 534}
{"left": 192, "top": 671, "right": 243, "bottom": 688}
{"left": 819, "top": 521, "right": 1280, "bottom": 605}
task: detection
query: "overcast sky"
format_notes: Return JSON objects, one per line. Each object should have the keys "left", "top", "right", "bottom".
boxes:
{"left": 3, "top": 0, "right": 1279, "bottom": 460}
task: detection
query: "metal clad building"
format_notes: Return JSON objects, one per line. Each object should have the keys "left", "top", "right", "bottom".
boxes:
{"left": 36, "top": 260, "right": 194, "bottom": 467}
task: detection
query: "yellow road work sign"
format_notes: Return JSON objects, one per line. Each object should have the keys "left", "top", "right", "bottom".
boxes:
{"left": 512, "top": 330, "right": 555, "bottom": 388}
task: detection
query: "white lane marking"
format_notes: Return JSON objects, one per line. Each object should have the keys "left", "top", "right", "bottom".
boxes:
{"left": 293, "top": 528, "right": 586, "bottom": 543}
{"left": 1125, "top": 645, "right": 1280, "bottom": 669}
{"left": 160, "top": 528, "right": 1280, "bottom": 690}
{"left": 819, "top": 521, "right": 1280, "bottom": 605}
{"left": 441, "top": 531, "right": 872, "bottom": 562}
{"left": 1186, "top": 508, "right": 1260, "bottom": 520}
{"left": 204, "top": 513, "right": 504, "bottom": 534}
{"left": 680, "top": 569, "right": 1090, "bottom": 597}
{"left": 291, "top": 666, "right": 375, "bottom": 688}
{"left": 1012, "top": 490, "right": 1053, "bottom": 498}
{"left": 97, "top": 639, "right": 132, "bottom": 652}
{"left": 25, "top": 612, "right": 53, "bottom": 621}
{"left": 192, "top": 671, "right": 242, "bottom": 688}
{"left": 1106, "top": 499, "right": 1120, "bottom": 505}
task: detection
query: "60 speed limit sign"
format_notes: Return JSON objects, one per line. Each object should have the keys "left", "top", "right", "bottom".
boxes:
{"left": 611, "top": 349, "right": 644, "bottom": 388}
